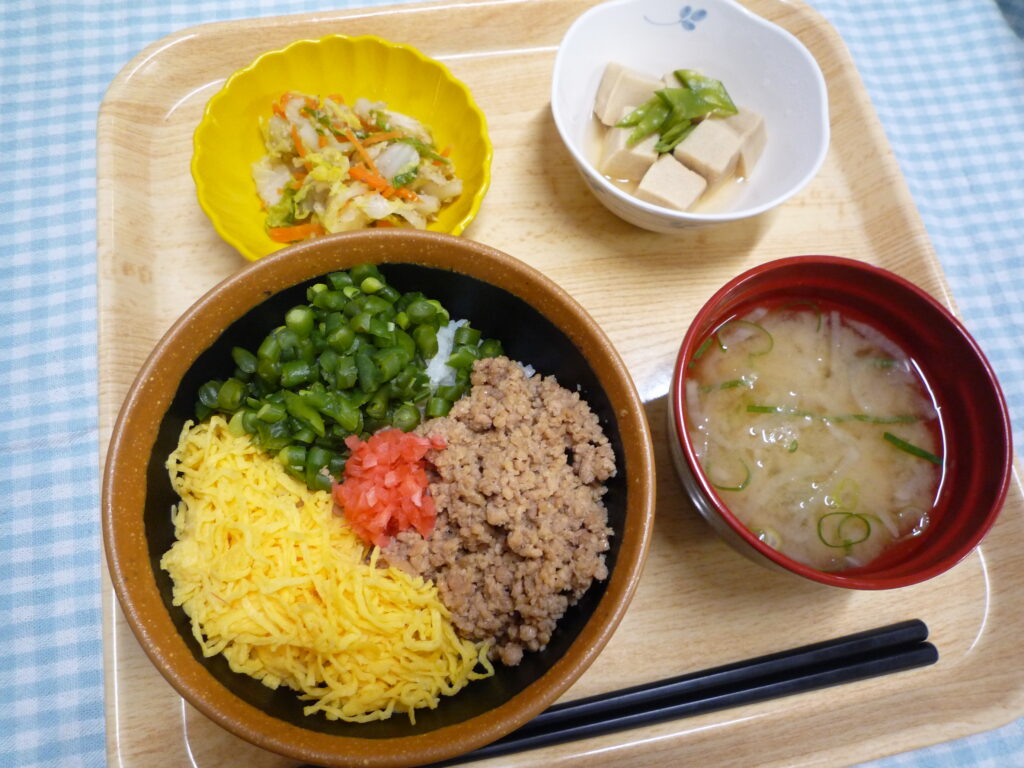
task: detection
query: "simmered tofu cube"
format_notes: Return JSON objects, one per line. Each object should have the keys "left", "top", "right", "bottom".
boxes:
{"left": 600, "top": 107, "right": 658, "bottom": 181}
{"left": 594, "top": 63, "right": 662, "bottom": 126}
{"left": 722, "top": 108, "right": 767, "bottom": 177}
{"left": 635, "top": 155, "right": 708, "bottom": 212}
{"left": 672, "top": 118, "right": 742, "bottom": 186}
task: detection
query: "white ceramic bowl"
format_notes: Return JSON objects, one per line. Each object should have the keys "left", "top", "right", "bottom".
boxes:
{"left": 551, "top": 0, "right": 830, "bottom": 232}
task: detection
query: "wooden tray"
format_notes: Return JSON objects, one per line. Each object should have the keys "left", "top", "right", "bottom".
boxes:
{"left": 96, "top": 0, "right": 1024, "bottom": 765}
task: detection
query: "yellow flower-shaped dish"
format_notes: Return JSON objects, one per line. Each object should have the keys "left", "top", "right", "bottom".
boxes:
{"left": 192, "top": 35, "right": 492, "bottom": 261}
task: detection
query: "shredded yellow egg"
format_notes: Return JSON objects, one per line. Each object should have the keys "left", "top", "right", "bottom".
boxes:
{"left": 160, "top": 415, "right": 493, "bottom": 722}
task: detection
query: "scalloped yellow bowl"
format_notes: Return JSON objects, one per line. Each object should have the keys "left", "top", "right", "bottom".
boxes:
{"left": 192, "top": 35, "right": 493, "bottom": 261}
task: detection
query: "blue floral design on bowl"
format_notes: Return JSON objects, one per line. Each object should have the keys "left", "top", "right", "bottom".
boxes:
{"left": 645, "top": 5, "right": 707, "bottom": 30}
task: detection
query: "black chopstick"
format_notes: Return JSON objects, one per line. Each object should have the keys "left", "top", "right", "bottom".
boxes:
{"left": 433, "top": 619, "right": 937, "bottom": 766}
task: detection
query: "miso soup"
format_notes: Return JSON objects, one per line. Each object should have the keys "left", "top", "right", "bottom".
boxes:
{"left": 685, "top": 303, "right": 943, "bottom": 571}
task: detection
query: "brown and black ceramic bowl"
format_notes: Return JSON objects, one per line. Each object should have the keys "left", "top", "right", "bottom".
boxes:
{"left": 102, "top": 229, "right": 655, "bottom": 767}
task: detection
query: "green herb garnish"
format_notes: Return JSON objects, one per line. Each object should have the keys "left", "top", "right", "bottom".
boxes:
{"left": 883, "top": 432, "right": 943, "bottom": 465}
{"left": 707, "top": 458, "right": 751, "bottom": 491}
{"left": 817, "top": 511, "right": 873, "bottom": 549}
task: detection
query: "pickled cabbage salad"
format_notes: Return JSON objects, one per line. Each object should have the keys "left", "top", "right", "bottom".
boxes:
{"left": 252, "top": 92, "right": 463, "bottom": 242}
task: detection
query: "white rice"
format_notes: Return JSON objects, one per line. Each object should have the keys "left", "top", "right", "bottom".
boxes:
{"left": 425, "top": 319, "right": 466, "bottom": 389}
{"left": 424, "top": 318, "right": 534, "bottom": 392}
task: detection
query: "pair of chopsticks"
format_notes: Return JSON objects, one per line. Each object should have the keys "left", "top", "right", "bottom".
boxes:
{"left": 441, "top": 619, "right": 937, "bottom": 765}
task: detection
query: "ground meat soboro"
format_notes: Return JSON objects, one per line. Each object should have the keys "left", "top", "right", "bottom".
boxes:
{"left": 383, "top": 356, "right": 616, "bottom": 666}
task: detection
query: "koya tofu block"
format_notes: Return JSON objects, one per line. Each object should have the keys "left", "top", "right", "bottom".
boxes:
{"left": 672, "top": 118, "right": 743, "bottom": 187}
{"left": 599, "top": 106, "right": 658, "bottom": 180}
{"left": 594, "top": 63, "right": 663, "bottom": 126}
{"left": 635, "top": 155, "right": 707, "bottom": 211}
{"left": 723, "top": 109, "right": 767, "bottom": 177}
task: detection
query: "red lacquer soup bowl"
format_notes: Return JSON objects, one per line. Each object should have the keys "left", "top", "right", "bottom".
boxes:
{"left": 668, "top": 255, "right": 1012, "bottom": 589}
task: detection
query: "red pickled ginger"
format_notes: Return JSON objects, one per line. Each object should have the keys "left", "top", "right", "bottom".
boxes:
{"left": 332, "top": 428, "right": 444, "bottom": 548}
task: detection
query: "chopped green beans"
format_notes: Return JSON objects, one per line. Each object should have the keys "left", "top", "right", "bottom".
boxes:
{"left": 280, "top": 360, "right": 314, "bottom": 388}
{"left": 231, "top": 346, "right": 257, "bottom": 375}
{"left": 360, "top": 276, "right": 384, "bottom": 294}
{"left": 479, "top": 338, "right": 503, "bottom": 358}
{"left": 195, "top": 264, "right": 506, "bottom": 490}
{"left": 285, "top": 305, "right": 315, "bottom": 337}
{"left": 216, "top": 379, "right": 245, "bottom": 411}
{"left": 425, "top": 396, "right": 452, "bottom": 418}
{"left": 412, "top": 324, "right": 438, "bottom": 358}
{"left": 393, "top": 403, "right": 421, "bottom": 432}
{"left": 406, "top": 298, "right": 435, "bottom": 325}
{"left": 453, "top": 325, "right": 481, "bottom": 346}
{"left": 447, "top": 346, "right": 479, "bottom": 370}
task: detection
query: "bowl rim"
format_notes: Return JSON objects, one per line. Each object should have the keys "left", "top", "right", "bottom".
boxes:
{"left": 102, "top": 229, "right": 655, "bottom": 766}
{"left": 191, "top": 33, "right": 494, "bottom": 261}
{"left": 550, "top": 0, "right": 830, "bottom": 223}
{"left": 669, "top": 254, "right": 1013, "bottom": 589}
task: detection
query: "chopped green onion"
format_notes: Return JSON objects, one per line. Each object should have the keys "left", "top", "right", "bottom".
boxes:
{"left": 817, "top": 511, "right": 873, "bottom": 549}
{"left": 832, "top": 413, "right": 918, "bottom": 424}
{"left": 747, "top": 405, "right": 913, "bottom": 424}
{"left": 689, "top": 336, "right": 714, "bottom": 369}
{"left": 707, "top": 458, "right": 750, "bottom": 491}
{"left": 883, "top": 432, "right": 942, "bottom": 465}
{"left": 719, "top": 378, "right": 753, "bottom": 390}
{"left": 715, "top": 319, "right": 773, "bottom": 356}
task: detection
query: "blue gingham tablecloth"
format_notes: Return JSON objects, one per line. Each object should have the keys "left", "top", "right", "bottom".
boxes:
{"left": 1, "top": 1, "right": 1021, "bottom": 766}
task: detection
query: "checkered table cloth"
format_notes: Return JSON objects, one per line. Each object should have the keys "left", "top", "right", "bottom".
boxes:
{"left": 1, "top": 0, "right": 1021, "bottom": 766}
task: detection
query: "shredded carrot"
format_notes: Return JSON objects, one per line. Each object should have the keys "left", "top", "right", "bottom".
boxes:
{"left": 267, "top": 220, "right": 324, "bottom": 243}
{"left": 394, "top": 187, "right": 419, "bottom": 202}
{"left": 348, "top": 165, "right": 390, "bottom": 193}
{"left": 328, "top": 93, "right": 345, "bottom": 104}
{"left": 343, "top": 129, "right": 379, "bottom": 175}
{"left": 373, "top": 219, "right": 396, "bottom": 228}
{"left": 362, "top": 131, "right": 404, "bottom": 146}
{"left": 290, "top": 125, "right": 307, "bottom": 158}
{"left": 272, "top": 103, "right": 286, "bottom": 120}
{"left": 318, "top": 134, "right": 328, "bottom": 148}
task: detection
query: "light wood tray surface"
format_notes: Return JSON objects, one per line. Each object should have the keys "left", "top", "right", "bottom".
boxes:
{"left": 96, "top": 0, "right": 1024, "bottom": 765}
